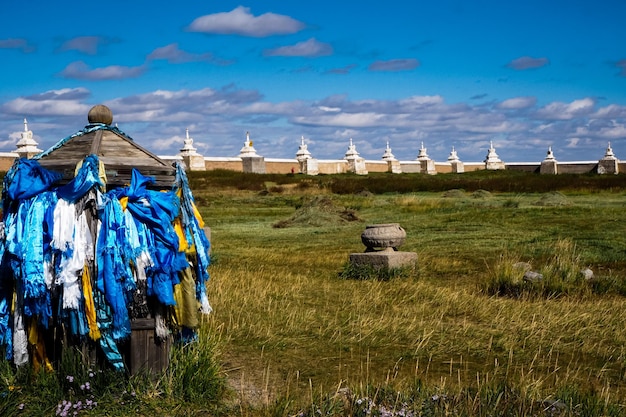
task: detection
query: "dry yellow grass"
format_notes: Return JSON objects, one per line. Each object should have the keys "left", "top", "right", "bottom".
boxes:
{"left": 197, "top": 188, "right": 626, "bottom": 411}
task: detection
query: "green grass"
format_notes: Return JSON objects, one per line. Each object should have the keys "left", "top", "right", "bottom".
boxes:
{"left": 0, "top": 326, "right": 226, "bottom": 416}
{"left": 196, "top": 172, "right": 626, "bottom": 415}
{"left": 5, "top": 170, "right": 626, "bottom": 415}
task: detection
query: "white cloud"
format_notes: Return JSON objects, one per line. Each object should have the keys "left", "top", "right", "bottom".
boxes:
{"left": 293, "top": 112, "right": 388, "bottom": 128}
{"left": 497, "top": 96, "right": 537, "bottom": 109}
{"left": 264, "top": 38, "right": 332, "bottom": 57}
{"left": 598, "top": 123, "right": 626, "bottom": 139}
{"left": 1, "top": 85, "right": 623, "bottom": 163}
{"left": 566, "top": 138, "right": 581, "bottom": 148}
{"left": 592, "top": 104, "right": 626, "bottom": 119}
{"left": 59, "top": 36, "right": 107, "bottom": 55}
{"left": 187, "top": 6, "right": 305, "bottom": 37}
{"left": 60, "top": 61, "right": 146, "bottom": 80}
{"left": 147, "top": 43, "right": 218, "bottom": 63}
{"left": 318, "top": 106, "right": 341, "bottom": 112}
{"left": 399, "top": 95, "right": 443, "bottom": 107}
{"left": 151, "top": 136, "right": 182, "bottom": 151}
{"left": 2, "top": 88, "right": 91, "bottom": 116}
{"left": 535, "top": 98, "right": 595, "bottom": 120}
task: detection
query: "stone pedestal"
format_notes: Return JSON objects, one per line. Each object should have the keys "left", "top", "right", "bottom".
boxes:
{"left": 350, "top": 223, "right": 417, "bottom": 271}
{"left": 242, "top": 156, "right": 266, "bottom": 173}
{"left": 350, "top": 251, "right": 417, "bottom": 270}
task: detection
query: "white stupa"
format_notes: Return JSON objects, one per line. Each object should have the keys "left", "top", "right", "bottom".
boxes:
{"left": 484, "top": 141, "right": 505, "bottom": 170}
{"left": 417, "top": 142, "right": 430, "bottom": 161}
{"left": 598, "top": 142, "right": 619, "bottom": 175}
{"left": 447, "top": 146, "right": 464, "bottom": 173}
{"left": 179, "top": 128, "right": 206, "bottom": 171}
{"left": 344, "top": 138, "right": 360, "bottom": 160}
{"left": 14, "top": 118, "right": 42, "bottom": 158}
{"left": 484, "top": 141, "right": 500, "bottom": 162}
{"left": 543, "top": 146, "right": 556, "bottom": 161}
{"left": 540, "top": 146, "right": 558, "bottom": 174}
{"left": 381, "top": 141, "right": 396, "bottom": 161}
{"left": 447, "top": 146, "right": 460, "bottom": 162}
{"left": 344, "top": 138, "right": 367, "bottom": 174}
{"left": 238, "top": 131, "right": 260, "bottom": 158}
{"left": 416, "top": 142, "right": 436, "bottom": 174}
{"left": 180, "top": 128, "right": 200, "bottom": 156}
{"left": 295, "top": 136, "right": 312, "bottom": 162}
{"left": 603, "top": 142, "right": 617, "bottom": 160}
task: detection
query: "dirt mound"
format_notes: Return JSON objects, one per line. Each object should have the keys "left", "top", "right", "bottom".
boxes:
{"left": 273, "top": 196, "right": 361, "bottom": 228}
{"left": 533, "top": 191, "right": 571, "bottom": 206}
{"left": 355, "top": 189, "right": 374, "bottom": 197}
{"left": 471, "top": 189, "right": 492, "bottom": 199}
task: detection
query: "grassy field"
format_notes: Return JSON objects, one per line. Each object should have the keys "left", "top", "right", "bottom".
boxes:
{"left": 4, "top": 170, "right": 626, "bottom": 416}
{"left": 195, "top": 171, "right": 626, "bottom": 415}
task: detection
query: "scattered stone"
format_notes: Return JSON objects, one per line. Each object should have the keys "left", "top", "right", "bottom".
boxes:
{"left": 541, "top": 399, "right": 567, "bottom": 413}
{"left": 523, "top": 271, "right": 544, "bottom": 282}
{"left": 333, "top": 387, "right": 353, "bottom": 415}
{"left": 581, "top": 268, "right": 594, "bottom": 280}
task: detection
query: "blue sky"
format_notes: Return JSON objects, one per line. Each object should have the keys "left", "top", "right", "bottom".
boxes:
{"left": 1, "top": 1, "right": 625, "bottom": 163}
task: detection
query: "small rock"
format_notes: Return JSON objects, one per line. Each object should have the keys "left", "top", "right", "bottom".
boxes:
{"left": 581, "top": 268, "right": 594, "bottom": 280}
{"left": 523, "top": 271, "right": 543, "bottom": 282}
{"left": 541, "top": 399, "right": 567, "bottom": 411}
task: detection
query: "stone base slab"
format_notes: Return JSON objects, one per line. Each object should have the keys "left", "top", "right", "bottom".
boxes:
{"left": 349, "top": 251, "right": 417, "bottom": 270}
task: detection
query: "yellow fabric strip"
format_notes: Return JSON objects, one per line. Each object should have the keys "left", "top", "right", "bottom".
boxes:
{"left": 174, "top": 217, "right": 190, "bottom": 253}
{"left": 28, "top": 319, "right": 53, "bottom": 373}
{"left": 192, "top": 201, "right": 205, "bottom": 227}
{"left": 82, "top": 265, "right": 101, "bottom": 341}
{"left": 119, "top": 196, "right": 128, "bottom": 211}
{"left": 173, "top": 267, "right": 199, "bottom": 329}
